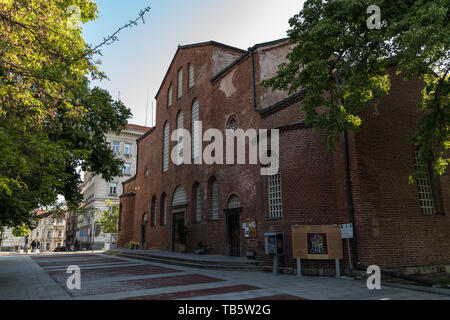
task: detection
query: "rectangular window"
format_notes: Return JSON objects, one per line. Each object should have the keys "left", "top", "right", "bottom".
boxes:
{"left": 268, "top": 160, "right": 283, "bottom": 218}
{"left": 414, "top": 151, "right": 435, "bottom": 215}
{"left": 177, "top": 68, "right": 183, "bottom": 99}
{"left": 124, "top": 143, "right": 132, "bottom": 156}
{"left": 109, "top": 183, "right": 117, "bottom": 195}
{"left": 123, "top": 163, "right": 131, "bottom": 175}
{"left": 112, "top": 141, "right": 120, "bottom": 154}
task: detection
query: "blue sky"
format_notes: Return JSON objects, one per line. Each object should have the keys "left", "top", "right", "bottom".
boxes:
{"left": 82, "top": 0, "right": 305, "bottom": 127}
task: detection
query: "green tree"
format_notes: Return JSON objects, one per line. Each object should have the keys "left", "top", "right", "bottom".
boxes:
{"left": 262, "top": 0, "right": 449, "bottom": 181}
{"left": 95, "top": 199, "right": 119, "bottom": 234}
{"left": 12, "top": 224, "right": 31, "bottom": 251}
{"left": 0, "top": 1, "right": 150, "bottom": 228}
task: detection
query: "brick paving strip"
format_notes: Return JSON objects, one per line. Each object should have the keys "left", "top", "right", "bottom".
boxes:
{"left": 122, "top": 285, "right": 261, "bottom": 300}
{"left": 31, "top": 254, "right": 101, "bottom": 260}
{"left": 65, "top": 274, "right": 226, "bottom": 297}
{"left": 47, "top": 264, "right": 182, "bottom": 284}
{"left": 32, "top": 257, "right": 130, "bottom": 267}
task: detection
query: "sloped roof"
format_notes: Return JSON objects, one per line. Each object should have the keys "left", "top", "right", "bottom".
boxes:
{"left": 154, "top": 41, "right": 246, "bottom": 99}
{"left": 126, "top": 124, "right": 151, "bottom": 132}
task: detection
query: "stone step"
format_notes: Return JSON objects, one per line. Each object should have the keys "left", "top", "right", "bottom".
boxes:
{"left": 105, "top": 250, "right": 265, "bottom": 271}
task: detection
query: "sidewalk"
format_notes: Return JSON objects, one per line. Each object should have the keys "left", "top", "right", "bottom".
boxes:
{"left": 0, "top": 255, "right": 70, "bottom": 300}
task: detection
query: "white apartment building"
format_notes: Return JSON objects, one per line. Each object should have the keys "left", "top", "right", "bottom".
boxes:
{"left": 29, "top": 210, "right": 66, "bottom": 252}
{"left": 79, "top": 124, "right": 150, "bottom": 250}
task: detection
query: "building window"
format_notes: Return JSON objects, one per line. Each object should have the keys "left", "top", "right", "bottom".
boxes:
{"left": 414, "top": 151, "right": 435, "bottom": 215}
{"left": 58, "top": 231, "right": 62, "bottom": 237}
{"left": 168, "top": 84, "right": 173, "bottom": 107}
{"left": 160, "top": 193, "right": 167, "bottom": 226}
{"left": 163, "top": 122, "right": 169, "bottom": 172}
{"left": 112, "top": 141, "right": 120, "bottom": 154}
{"left": 228, "top": 195, "right": 241, "bottom": 209}
{"left": 188, "top": 63, "right": 194, "bottom": 89}
{"left": 47, "top": 231, "right": 52, "bottom": 238}
{"left": 177, "top": 68, "right": 183, "bottom": 99}
{"left": 109, "top": 183, "right": 117, "bottom": 195}
{"left": 124, "top": 143, "right": 132, "bottom": 156}
{"left": 191, "top": 99, "right": 200, "bottom": 159}
{"left": 228, "top": 118, "right": 238, "bottom": 132}
{"left": 176, "top": 111, "right": 184, "bottom": 165}
{"left": 123, "top": 163, "right": 131, "bottom": 175}
{"left": 268, "top": 158, "right": 283, "bottom": 218}
{"left": 151, "top": 196, "right": 157, "bottom": 227}
{"left": 194, "top": 183, "right": 202, "bottom": 222}
{"left": 210, "top": 178, "right": 219, "bottom": 220}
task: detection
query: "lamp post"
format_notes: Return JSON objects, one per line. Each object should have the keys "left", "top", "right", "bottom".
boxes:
{"left": 91, "top": 213, "right": 95, "bottom": 252}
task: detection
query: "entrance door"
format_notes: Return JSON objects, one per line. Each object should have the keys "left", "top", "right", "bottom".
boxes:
{"left": 172, "top": 212, "right": 185, "bottom": 252}
{"left": 227, "top": 213, "right": 241, "bottom": 256}
{"left": 141, "top": 224, "right": 146, "bottom": 249}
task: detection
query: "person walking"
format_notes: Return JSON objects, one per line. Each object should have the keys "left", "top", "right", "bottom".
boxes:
{"left": 31, "top": 240, "right": 36, "bottom": 252}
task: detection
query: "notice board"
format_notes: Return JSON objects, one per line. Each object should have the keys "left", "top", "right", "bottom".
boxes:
{"left": 292, "top": 225, "right": 343, "bottom": 260}
{"left": 242, "top": 219, "right": 256, "bottom": 238}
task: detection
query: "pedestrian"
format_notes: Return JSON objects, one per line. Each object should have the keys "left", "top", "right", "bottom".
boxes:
{"left": 37, "top": 241, "right": 40, "bottom": 249}
{"left": 31, "top": 240, "right": 36, "bottom": 252}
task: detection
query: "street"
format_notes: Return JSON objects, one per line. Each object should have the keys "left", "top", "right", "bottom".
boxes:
{"left": 0, "top": 252, "right": 449, "bottom": 300}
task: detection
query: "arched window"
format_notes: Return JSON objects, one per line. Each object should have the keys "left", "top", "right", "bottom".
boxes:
{"left": 210, "top": 178, "right": 219, "bottom": 220}
{"left": 176, "top": 111, "right": 184, "bottom": 165}
{"left": 177, "top": 68, "right": 183, "bottom": 99}
{"left": 151, "top": 196, "right": 157, "bottom": 227}
{"left": 191, "top": 99, "right": 200, "bottom": 159}
{"left": 162, "top": 121, "right": 169, "bottom": 172}
{"left": 228, "top": 117, "right": 238, "bottom": 132}
{"left": 160, "top": 193, "right": 167, "bottom": 226}
{"left": 172, "top": 185, "right": 187, "bottom": 207}
{"left": 227, "top": 194, "right": 241, "bottom": 209}
{"left": 193, "top": 183, "right": 202, "bottom": 222}
{"left": 188, "top": 63, "right": 195, "bottom": 89}
{"left": 168, "top": 84, "right": 173, "bottom": 107}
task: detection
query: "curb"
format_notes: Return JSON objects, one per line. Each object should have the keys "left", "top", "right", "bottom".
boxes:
{"left": 382, "top": 281, "right": 450, "bottom": 297}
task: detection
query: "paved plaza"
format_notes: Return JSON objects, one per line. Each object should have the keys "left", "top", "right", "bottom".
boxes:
{"left": 0, "top": 252, "right": 449, "bottom": 300}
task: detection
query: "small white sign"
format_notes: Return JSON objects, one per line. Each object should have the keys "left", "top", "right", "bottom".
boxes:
{"left": 340, "top": 223, "right": 354, "bottom": 239}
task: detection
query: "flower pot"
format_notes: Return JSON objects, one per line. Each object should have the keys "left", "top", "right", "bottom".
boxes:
{"left": 194, "top": 248, "right": 205, "bottom": 255}
{"left": 246, "top": 250, "right": 256, "bottom": 259}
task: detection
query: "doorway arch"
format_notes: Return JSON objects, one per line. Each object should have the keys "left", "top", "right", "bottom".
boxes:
{"left": 171, "top": 185, "right": 188, "bottom": 252}
{"left": 225, "top": 194, "right": 242, "bottom": 257}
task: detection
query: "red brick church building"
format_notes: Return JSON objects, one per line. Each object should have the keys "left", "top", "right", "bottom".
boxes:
{"left": 118, "top": 38, "right": 450, "bottom": 274}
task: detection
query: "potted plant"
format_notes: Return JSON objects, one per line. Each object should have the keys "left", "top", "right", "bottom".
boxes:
{"left": 128, "top": 240, "right": 137, "bottom": 250}
{"left": 193, "top": 241, "right": 205, "bottom": 254}
{"left": 246, "top": 248, "right": 256, "bottom": 259}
